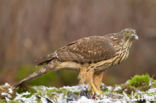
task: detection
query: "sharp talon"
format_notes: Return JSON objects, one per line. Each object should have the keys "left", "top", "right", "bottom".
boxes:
{"left": 95, "top": 90, "right": 103, "bottom": 95}
{"left": 90, "top": 81, "right": 103, "bottom": 95}
{"left": 92, "top": 89, "right": 102, "bottom": 95}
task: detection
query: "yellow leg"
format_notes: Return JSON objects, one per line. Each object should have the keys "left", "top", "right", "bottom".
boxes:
{"left": 90, "top": 80, "right": 102, "bottom": 94}
{"left": 78, "top": 66, "right": 88, "bottom": 84}
{"left": 78, "top": 66, "right": 103, "bottom": 94}
{"left": 93, "top": 72, "right": 103, "bottom": 90}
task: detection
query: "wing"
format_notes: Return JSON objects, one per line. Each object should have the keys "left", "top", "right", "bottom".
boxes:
{"left": 35, "top": 53, "right": 57, "bottom": 65}
{"left": 56, "top": 36, "right": 116, "bottom": 63}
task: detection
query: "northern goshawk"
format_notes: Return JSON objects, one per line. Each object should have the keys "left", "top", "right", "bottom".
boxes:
{"left": 16, "top": 28, "right": 138, "bottom": 94}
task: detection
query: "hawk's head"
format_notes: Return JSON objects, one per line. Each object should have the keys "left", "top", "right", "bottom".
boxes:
{"left": 120, "top": 28, "right": 139, "bottom": 41}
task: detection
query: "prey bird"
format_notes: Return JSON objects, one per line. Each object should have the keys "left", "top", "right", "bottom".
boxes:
{"left": 15, "top": 28, "right": 138, "bottom": 94}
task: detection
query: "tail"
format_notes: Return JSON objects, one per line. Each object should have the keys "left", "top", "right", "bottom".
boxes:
{"left": 15, "top": 60, "right": 59, "bottom": 88}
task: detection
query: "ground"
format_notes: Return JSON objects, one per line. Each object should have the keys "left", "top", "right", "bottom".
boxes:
{"left": 0, "top": 74, "right": 156, "bottom": 103}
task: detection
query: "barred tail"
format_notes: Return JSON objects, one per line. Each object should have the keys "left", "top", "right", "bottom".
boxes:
{"left": 15, "top": 60, "right": 59, "bottom": 88}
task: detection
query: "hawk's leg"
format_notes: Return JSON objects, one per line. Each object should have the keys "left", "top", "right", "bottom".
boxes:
{"left": 89, "top": 81, "right": 102, "bottom": 94}
{"left": 93, "top": 72, "right": 104, "bottom": 90}
{"left": 87, "top": 67, "right": 102, "bottom": 94}
{"left": 78, "top": 66, "right": 93, "bottom": 90}
{"left": 78, "top": 66, "right": 88, "bottom": 84}
{"left": 86, "top": 66, "right": 103, "bottom": 94}
{"left": 78, "top": 66, "right": 102, "bottom": 94}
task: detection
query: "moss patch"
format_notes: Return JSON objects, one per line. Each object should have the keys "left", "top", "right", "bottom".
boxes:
{"left": 128, "top": 74, "right": 150, "bottom": 91}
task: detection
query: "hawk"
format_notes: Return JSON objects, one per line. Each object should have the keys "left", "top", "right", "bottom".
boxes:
{"left": 16, "top": 28, "right": 138, "bottom": 94}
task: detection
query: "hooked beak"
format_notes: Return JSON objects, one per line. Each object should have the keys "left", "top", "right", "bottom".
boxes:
{"left": 132, "top": 33, "right": 139, "bottom": 40}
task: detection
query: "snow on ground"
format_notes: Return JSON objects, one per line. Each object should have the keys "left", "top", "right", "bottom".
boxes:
{"left": 0, "top": 84, "right": 154, "bottom": 103}
{"left": 0, "top": 75, "right": 156, "bottom": 103}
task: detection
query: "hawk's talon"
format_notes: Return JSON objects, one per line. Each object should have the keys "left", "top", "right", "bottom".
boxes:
{"left": 90, "top": 81, "right": 103, "bottom": 95}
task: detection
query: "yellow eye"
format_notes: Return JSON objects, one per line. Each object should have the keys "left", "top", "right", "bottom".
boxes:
{"left": 132, "top": 31, "right": 135, "bottom": 34}
{"left": 125, "top": 31, "right": 129, "bottom": 34}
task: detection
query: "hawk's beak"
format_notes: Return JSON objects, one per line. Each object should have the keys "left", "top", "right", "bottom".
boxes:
{"left": 132, "top": 33, "right": 139, "bottom": 40}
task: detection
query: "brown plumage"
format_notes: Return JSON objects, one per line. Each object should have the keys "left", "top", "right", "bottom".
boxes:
{"left": 15, "top": 28, "right": 138, "bottom": 94}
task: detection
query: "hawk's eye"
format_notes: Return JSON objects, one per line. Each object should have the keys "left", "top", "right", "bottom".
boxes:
{"left": 125, "top": 31, "right": 129, "bottom": 35}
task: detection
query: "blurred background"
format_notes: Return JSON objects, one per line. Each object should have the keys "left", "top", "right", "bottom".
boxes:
{"left": 0, "top": 0, "right": 156, "bottom": 87}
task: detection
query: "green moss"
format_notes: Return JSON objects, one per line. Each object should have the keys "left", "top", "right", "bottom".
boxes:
{"left": 45, "top": 87, "right": 71, "bottom": 99}
{"left": 46, "top": 90, "right": 55, "bottom": 99}
{"left": 129, "top": 74, "right": 150, "bottom": 87}
{"left": 115, "top": 74, "right": 153, "bottom": 94}
{"left": 73, "top": 91, "right": 80, "bottom": 96}
{"left": 36, "top": 98, "right": 41, "bottom": 103}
